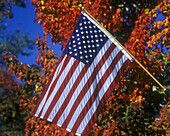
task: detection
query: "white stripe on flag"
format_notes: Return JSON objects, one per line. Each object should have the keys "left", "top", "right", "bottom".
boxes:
{"left": 57, "top": 39, "right": 112, "bottom": 126}
{"left": 35, "top": 55, "right": 67, "bottom": 116}
{"left": 40, "top": 56, "right": 76, "bottom": 118}
{"left": 110, "top": 38, "right": 132, "bottom": 61}
{"left": 66, "top": 46, "right": 120, "bottom": 130}
{"left": 47, "top": 62, "right": 85, "bottom": 121}
{"left": 76, "top": 55, "right": 128, "bottom": 135}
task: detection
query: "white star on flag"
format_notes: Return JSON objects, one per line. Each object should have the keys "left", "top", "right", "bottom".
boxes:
{"left": 33, "top": 11, "right": 133, "bottom": 136}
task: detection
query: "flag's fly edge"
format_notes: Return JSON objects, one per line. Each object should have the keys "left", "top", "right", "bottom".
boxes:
{"left": 33, "top": 11, "right": 133, "bottom": 136}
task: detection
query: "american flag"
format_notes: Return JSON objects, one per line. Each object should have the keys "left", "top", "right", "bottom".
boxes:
{"left": 33, "top": 12, "right": 133, "bottom": 135}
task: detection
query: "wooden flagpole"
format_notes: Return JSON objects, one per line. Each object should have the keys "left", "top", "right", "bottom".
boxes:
{"left": 79, "top": 5, "right": 166, "bottom": 90}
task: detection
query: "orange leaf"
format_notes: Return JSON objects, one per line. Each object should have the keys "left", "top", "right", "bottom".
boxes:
{"left": 31, "top": 132, "right": 36, "bottom": 136}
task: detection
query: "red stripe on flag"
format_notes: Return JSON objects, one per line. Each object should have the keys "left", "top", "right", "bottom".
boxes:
{"left": 45, "top": 55, "right": 71, "bottom": 103}
{"left": 60, "top": 43, "right": 116, "bottom": 129}
{"left": 33, "top": 11, "right": 133, "bottom": 136}
{"left": 81, "top": 59, "right": 131, "bottom": 136}
{"left": 43, "top": 59, "right": 80, "bottom": 119}
{"left": 72, "top": 51, "right": 123, "bottom": 133}
{"left": 38, "top": 55, "right": 71, "bottom": 117}
{"left": 52, "top": 65, "right": 89, "bottom": 124}
{"left": 33, "top": 54, "right": 65, "bottom": 116}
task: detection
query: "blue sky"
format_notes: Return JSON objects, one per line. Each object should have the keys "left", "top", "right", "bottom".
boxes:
{"left": 6, "top": 0, "right": 62, "bottom": 65}
{"left": 7, "top": 1, "right": 168, "bottom": 65}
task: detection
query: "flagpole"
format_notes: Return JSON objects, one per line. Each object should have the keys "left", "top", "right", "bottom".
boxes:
{"left": 79, "top": 5, "right": 166, "bottom": 90}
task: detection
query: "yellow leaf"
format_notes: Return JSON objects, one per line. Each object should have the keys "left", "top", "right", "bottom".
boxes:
{"left": 37, "top": 19, "right": 41, "bottom": 23}
{"left": 42, "top": 6, "right": 45, "bottom": 10}
{"left": 153, "top": 13, "right": 157, "bottom": 17}
{"left": 163, "top": 28, "right": 169, "bottom": 34}
{"left": 138, "top": 96, "right": 143, "bottom": 103}
{"left": 44, "top": 125, "right": 49, "bottom": 129}
{"left": 35, "top": 84, "right": 39, "bottom": 89}
{"left": 41, "top": 0, "right": 44, "bottom": 5}
{"left": 145, "top": 9, "right": 149, "bottom": 13}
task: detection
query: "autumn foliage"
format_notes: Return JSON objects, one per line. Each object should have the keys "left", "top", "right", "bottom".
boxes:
{"left": 2, "top": 0, "right": 170, "bottom": 135}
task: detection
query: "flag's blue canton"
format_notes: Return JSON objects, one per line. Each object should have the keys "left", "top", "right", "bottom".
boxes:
{"left": 63, "top": 14, "right": 108, "bottom": 67}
